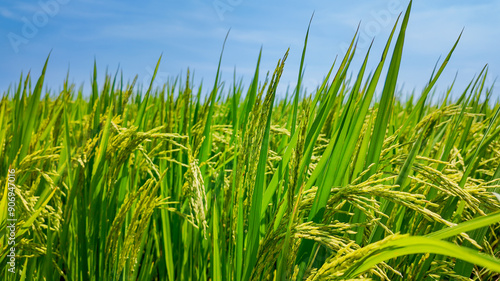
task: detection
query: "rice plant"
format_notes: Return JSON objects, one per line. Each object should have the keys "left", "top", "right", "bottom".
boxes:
{"left": 1, "top": 1, "right": 500, "bottom": 280}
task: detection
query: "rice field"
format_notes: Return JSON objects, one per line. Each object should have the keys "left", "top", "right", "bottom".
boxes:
{"left": 1, "top": 2, "right": 500, "bottom": 280}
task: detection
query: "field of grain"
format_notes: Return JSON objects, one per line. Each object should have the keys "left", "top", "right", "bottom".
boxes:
{"left": 1, "top": 2, "right": 500, "bottom": 280}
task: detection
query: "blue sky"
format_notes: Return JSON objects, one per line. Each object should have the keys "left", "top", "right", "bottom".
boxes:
{"left": 1, "top": 0, "right": 499, "bottom": 100}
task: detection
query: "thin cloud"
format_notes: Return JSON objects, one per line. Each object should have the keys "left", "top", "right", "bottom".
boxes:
{"left": 0, "top": 7, "right": 19, "bottom": 21}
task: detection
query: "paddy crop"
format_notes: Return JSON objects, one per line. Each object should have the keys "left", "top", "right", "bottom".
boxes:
{"left": 1, "top": 1, "right": 500, "bottom": 280}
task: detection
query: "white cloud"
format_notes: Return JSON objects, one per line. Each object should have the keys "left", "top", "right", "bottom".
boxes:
{"left": 406, "top": 2, "right": 500, "bottom": 54}
{"left": 0, "top": 7, "right": 18, "bottom": 20}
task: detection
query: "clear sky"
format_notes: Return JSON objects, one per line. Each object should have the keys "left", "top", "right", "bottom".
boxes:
{"left": 1, "top": 0, "right": 499, "bottom": 100}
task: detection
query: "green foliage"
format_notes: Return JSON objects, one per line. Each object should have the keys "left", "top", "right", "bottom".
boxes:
{"left": 1, "top": 2, "right": 500, "bottom": 280}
